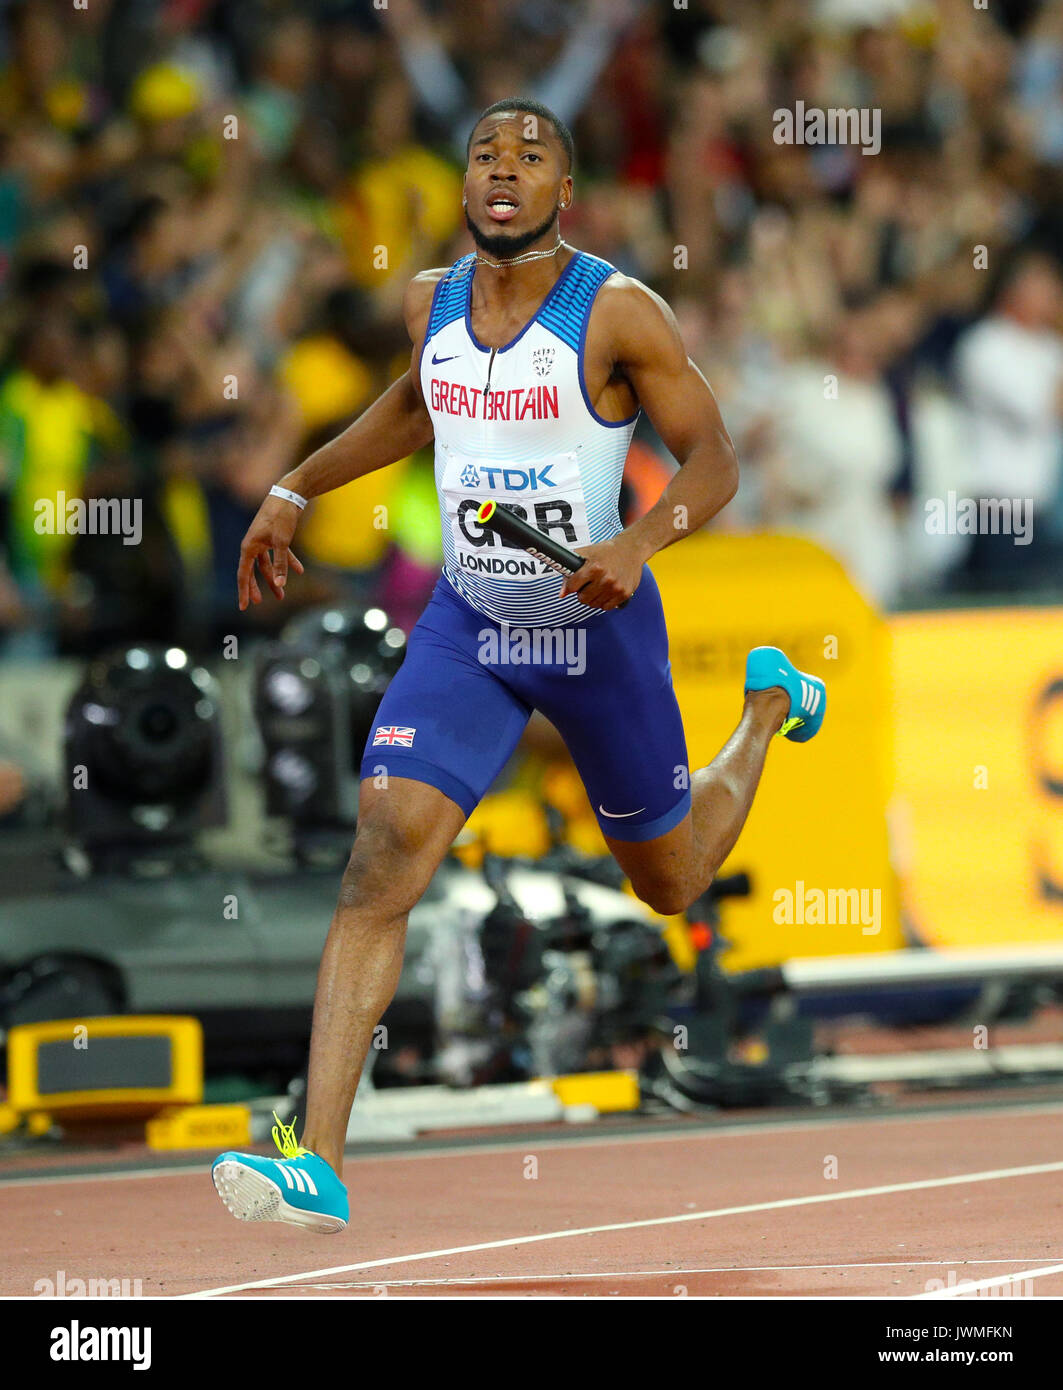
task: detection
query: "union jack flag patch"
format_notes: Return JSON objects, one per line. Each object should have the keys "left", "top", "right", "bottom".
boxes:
{"left": 373, "top": 726, "right": 416, "bottom": 747}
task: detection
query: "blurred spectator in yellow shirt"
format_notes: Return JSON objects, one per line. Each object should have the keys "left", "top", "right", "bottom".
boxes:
{"left": 0, "top": 308, "right": 116, "bottom": 597}
{"left": 332, "top": 71, "right": 462, "bottom": 310}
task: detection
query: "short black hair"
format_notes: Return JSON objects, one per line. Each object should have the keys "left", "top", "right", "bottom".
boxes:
{"left": 467, "top": 98, "right": 574, "bottom": 172}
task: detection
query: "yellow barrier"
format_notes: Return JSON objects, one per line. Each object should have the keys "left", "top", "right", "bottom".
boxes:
{"left": 652, "top": 533, "right": 902, "bottom": 968}
{"left": 890, "top": 607, "right": 1063, "bottom": 947}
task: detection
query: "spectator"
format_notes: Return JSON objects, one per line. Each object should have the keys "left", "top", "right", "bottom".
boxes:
{"left": 767, "top": 301, "right": 906, "bottom": 606}
{"left": 0, "top": 309, "right": 113, "bottom": 601}
{"left": 951, "top": 253, "right": 1063, "bottom": 588}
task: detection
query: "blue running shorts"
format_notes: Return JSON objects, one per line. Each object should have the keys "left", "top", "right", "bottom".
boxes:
{"left": 360, "top": 569, "right": 691, "bottom": 842}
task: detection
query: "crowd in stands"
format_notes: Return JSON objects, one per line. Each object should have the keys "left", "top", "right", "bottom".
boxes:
{"left": 1, "top": 0, "right": 1062, "bottom": 659}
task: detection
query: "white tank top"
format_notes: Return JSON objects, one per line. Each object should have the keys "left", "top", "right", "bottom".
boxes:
{"left": 419, "top": 249, "right": 638, "bottom": 627}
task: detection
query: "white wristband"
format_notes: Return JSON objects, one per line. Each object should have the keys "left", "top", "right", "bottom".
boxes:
{"left": 269, "top": 484, "right": 308, "bottom": 510}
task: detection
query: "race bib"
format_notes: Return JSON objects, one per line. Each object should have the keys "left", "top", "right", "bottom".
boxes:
{"left": 439, "top": 447, "right": 590, "bottom": 583}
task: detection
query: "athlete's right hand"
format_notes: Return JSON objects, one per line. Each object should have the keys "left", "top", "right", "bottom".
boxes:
{"left": 237, "top": 495, "right": 306, "bottom": 610}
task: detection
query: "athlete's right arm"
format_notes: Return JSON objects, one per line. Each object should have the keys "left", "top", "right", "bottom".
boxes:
{"left": 237, "top": 272, "right": 442, "bottom": 609}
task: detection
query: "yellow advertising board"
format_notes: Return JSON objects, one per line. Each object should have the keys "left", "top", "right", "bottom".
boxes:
{"left": 890, "top": 608, "right": 1063, "bottom": 948}
{"left": 652, "top": 533, "right": 903, "bottom": 969}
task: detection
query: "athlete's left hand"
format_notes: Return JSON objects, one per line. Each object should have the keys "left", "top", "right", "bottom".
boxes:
{"left": 560, "top": 534, "right": 646, "bottom": 610}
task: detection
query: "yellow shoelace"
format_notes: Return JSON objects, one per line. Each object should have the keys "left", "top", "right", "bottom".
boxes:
{"left": 778, "top": 715, "right": 804, "bottom": 737}
{"left": 271, "top": 1111, "right": 310, "bottom": 1160}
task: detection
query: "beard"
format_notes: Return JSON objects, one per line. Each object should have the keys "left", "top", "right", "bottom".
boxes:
{"left": 465, "top": 203, "right": 560, "bottom": 259}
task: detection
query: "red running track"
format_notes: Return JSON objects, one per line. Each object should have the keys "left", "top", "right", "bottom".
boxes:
{"left": 2, "top": 1101, "right": 1062, "bottom": 1298}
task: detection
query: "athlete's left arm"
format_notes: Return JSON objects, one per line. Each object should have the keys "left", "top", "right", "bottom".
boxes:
{"left": 560, "top": 280, "right": 738, "bottom": 609}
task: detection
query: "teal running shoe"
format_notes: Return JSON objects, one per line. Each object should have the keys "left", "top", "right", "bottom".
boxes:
{"left": 211, "top": 1113, "right": 348, "bottom": 1234}
{"left": 745, "top": 646, "right": 827, "bottom": 743}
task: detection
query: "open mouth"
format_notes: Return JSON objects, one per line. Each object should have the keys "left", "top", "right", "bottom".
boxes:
{"left": 486, "top": 194, "right": 521, "bottom": 222}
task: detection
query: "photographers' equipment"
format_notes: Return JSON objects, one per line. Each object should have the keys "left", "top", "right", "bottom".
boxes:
{"left": 255, "top": 604, "right": 406, "bottom": 856}
{"left": 254, "top": 647, "right": 357, "bottom": 836}
{"left": 63, "top": 645, "right": 226, "bottom": 870}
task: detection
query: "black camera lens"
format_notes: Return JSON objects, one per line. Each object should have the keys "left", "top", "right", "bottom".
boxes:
{"left": 139, "top": 703, "right": 178, "bottom": 743}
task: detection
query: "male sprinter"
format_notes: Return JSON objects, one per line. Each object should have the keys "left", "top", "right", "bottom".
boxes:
{"left": 212, "top": 100, "right": 826, "bottom": 1234}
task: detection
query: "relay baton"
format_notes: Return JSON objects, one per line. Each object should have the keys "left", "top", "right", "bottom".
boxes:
{"left": 475, "top": 500, "right": 629, "bottom": 607}
{"left": 475, "top": 499, "right": 585, "bottom": 577}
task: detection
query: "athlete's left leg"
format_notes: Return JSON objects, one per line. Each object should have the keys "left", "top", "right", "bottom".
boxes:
{"left": 534, "top": 569, "right": 825, "bottom": 916}
{"left": 602, "top": 686, "right": 788, "bottom": 916}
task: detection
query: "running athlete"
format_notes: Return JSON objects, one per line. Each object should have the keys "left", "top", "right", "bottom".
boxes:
{"left": 212, "top": 100, "right": 826, "bottom": 1234}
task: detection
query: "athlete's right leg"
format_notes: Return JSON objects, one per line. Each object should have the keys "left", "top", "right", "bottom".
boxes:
{"left": 299, "top": 776, "right": 465, "bottom": 1173}
{"left": 212, "top": 579, "right": 530, "bottom": 1226}
{"left": 298, "top": 576, "right": 531, "bottom": 1175}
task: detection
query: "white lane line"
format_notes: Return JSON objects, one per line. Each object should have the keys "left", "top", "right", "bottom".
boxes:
{"left": 181, "top": 1158, "right": 1063, "bottom": 1298}
{"left": 912, "top": 1262, "right": 1063, "bottom": 1299}
{"left": 7, "top": 1098, "right": 1063, "bottom": 1191}
{"left": 285, "top": 1260, "right": 1056, "bottom": 1290}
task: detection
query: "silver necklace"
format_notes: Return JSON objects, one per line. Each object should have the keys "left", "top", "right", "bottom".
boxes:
{"left": 474, "top": 235, "right": 566, "bottom": 269}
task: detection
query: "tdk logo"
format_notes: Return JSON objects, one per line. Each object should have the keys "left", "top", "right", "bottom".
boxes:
{"left": 480, "top": 465, "right": 555, "bottom": 491}
{"left": 459, "top": 464, "right": 481, "bottom": 487}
